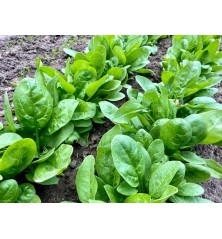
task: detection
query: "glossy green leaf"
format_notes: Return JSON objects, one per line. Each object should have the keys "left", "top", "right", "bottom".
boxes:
{"left": 113, "top": 99, "right": 144, "bottom": 124}
{"left": 106, "top": 92, "right": 125, "bottom": 101}
{"left": 72, "top": 100, "right": 96, "bottom": 120}
{"left": 135, "top": 129, "right": 153, "bottom": 149}
{"left": 169, "top": 195, "right": 213, "bottom": 203}
{"left": 148, "top": 139, "right": 165, "bottom": 163}
{"left": 107, "top": 67, "right": 126, "bottom": 81}
{"left": 32, "top": 148, "right": 55, "bottom": 164}
{"left": 63, "top": 48, "right": 78, "bottom": 57}
{"left": 177, "top": 183, "right": 204, "bottom": 197}
{"left": 0, "top": 179, "right": 19, "bottom": 203}
{"left": 184, "top": 114, "right": 207, "bottom": 145}
{"left": 13, "top": 78, "right": 53, "bottom": 130}
{"left": 46, "top": 78, "right": 59, "bottom": 106}
{"left": 152, "top": 185, "right": 178, "bottom": 203}
{"left": 124, "top": 193, "right": 151, "bottom": 203}
{"left": 173, "top": 151, "right": 206, "bottom": 165}
{"left": 96, "top": 125, "right": 122, "bottom": 185}
{"left": 117, "top": 181, "right": 138, "bottom": 196}
{"left": 172, "top": 61, "right": 201, "bottom": 99}
{"left": 17, "top": 183, "right": 36, "bottom": 203}
{"left": 0, "top": 138, "right": 36, "bottom": 178}
{"left": 40, "top": 66, "right": 76, "bottom": 94}
{"left": 33, "top": 144, "right": 73, "bottom": 183}
{"left": 111, "top": 135, "right": 151, "bottom": 188}
{"left": 4, "top": 92, "right": 16, "bottom": 132}
{"left": 149, "top": 161, "right": 181, "bottom": 199}
{"left": 104, "top": 185, "right": 124, "bottom": 203}
{"left": 85, "top": 75, "right": 111, "bottom": 99}
{"left": 29, "top": 195, "right": 41, "bottom": 203}
{"left": 170, "top": 163, "right": 186, "bottom": 187}
{"left": 76, "top": 155, "right": 98, "bottom": 203}
{"left": 195, "top": 39, "right": 220, "bottom": 64}
{"left": 199, "top": 110, "right": 222, "bottom": 144}
{"left": 112, "top": 45, "right": 126, "bottom": 64}
{"left": 160, "top": 118, "right": 192, "bottom": 150}
{"left": 135, "top": 75, "right": 154, "bottom": 92}
{"left": 95, "top": 176, "right": 109, "bottom": 202}
{"left": 185, "top": 163, "right": 211, "bottom": 183}
{"left": 127, "top": 47, "right": 150, "bottom": 71}
{"left": 99, "top": 101, "right": 118, "bottom": 121}
{"left": 45, "top": 99, "right": 78, "bottom": 135}
{"left": 71, "top": 60, "right": 90, "bottom": 74}
{"left": 90, "top": 46, "right": 106, "bottom": 78}
{"left": 40, "top": 122, "right": 74, "bottom": 149}
{"left": 0, "top": 133, "right": 22, "bottom": 150}
{"left": 203, "top": 158, "right": 222, "bottom": 179}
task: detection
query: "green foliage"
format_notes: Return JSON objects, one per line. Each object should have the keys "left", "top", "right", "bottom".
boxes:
{"left": 2, "top": 35, "right": 222, "bottom": 204}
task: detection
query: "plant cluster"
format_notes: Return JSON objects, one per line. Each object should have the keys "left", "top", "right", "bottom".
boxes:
{"left": 0, "top": 35, "right": 159, "bottom": 202}
{"left": 76, "top": 35, "right": 222, "bottom": 203}
{"left": 1, "top": 35, "right": 222, "bottom": 203}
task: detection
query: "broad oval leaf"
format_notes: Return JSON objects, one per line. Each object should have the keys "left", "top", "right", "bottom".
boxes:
{"left": 72, "top": 100, "right": 96, "bottom": 121}
{"left": 185, "top": 114, "right": 207, "bottom": 145}
{"left": 135, "top": 129, "right": 153, "bottom": 149}
{"left": 111, "top": 135, "right": 151, "bottom": 188}
{"left": 99, "top": 101, "right": 118, "bottom": 121}
{"left": 33, "top": 144, "right": 73, "bottom": 183}
{"left": 17, "top": 183, "right": 36, "bottom": 203}
{"left": 160, "top": 118, "right": 192, "bottom": 150}
{"left": 45, "top": 99, "right": 78, "bottom": 135}
{"left": 0, "top": 179, "right": 20, "bottom": 203}
{"left": 96, "top": 125, "right": 122, "bottom": 185}
{"left": 0, "top": 138, "right": 37, "bottom": 178}
{"left": 13, "top": 78, "right": 53, "bottom": 130}
{"left": 177, "top": 183, "right": 204, "bottom": 197}
{"left": 112, "top": 45, "right": 126, "bottom": 64}
{"left": 76, "top": 155, "right": 98, "bottom": 203}
{"left": 148, "top": 139, "right": 165, "bottom": 163}
{"left": 149, "top": 161, "right": 181, "bottom": 199}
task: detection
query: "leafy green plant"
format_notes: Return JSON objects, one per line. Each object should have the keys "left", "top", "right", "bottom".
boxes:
{"left": 162, "top": 35, "right": 222, "bottom": 102}
{"left": 2, "top": 76, "right": 74, "bottom": 188}
{"left": 75, "top": 35, "right": 222, "bottom": 203}
{"left": 75, "top": 130, "right": 218, "bottom": 203}
{"left": 0, "top": 179, "right": 40, "bottom": 203}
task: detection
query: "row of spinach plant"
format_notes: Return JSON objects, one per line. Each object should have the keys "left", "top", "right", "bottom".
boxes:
{"left": 75, "top": 35, "right": 222, "bottom": 203}
{"left": 0, "top": 35, "right": 161, "bottom": 202}
{"left": 1, "top": 35, "right": 222, "bottom": 203}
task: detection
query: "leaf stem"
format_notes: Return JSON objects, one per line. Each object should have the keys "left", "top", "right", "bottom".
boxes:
{"left": 35, "top": 127, "right": 40, "bottom": 157}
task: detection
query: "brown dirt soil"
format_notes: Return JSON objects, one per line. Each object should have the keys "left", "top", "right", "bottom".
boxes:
{"left": 0, "top": 35, "right": 222, "bottom": 203}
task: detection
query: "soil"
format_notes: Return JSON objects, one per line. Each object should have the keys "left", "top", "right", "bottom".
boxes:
{"left": 0, "top": 35, "right": 222, "bottom": 203}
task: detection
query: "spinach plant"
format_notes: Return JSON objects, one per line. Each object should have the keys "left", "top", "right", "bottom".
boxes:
{"left": 162, "top": 35, "right": 222, "bottom": 102}
{"left": 2, "top": 76, "right": 74, "bottom": 187}
{"left": 76, "top": 128, "right": 220, "bottom": 203}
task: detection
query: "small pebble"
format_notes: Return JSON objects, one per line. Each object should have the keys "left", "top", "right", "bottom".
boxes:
{"left": 70, "top": 160, "right": 77, "bottom": 168}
